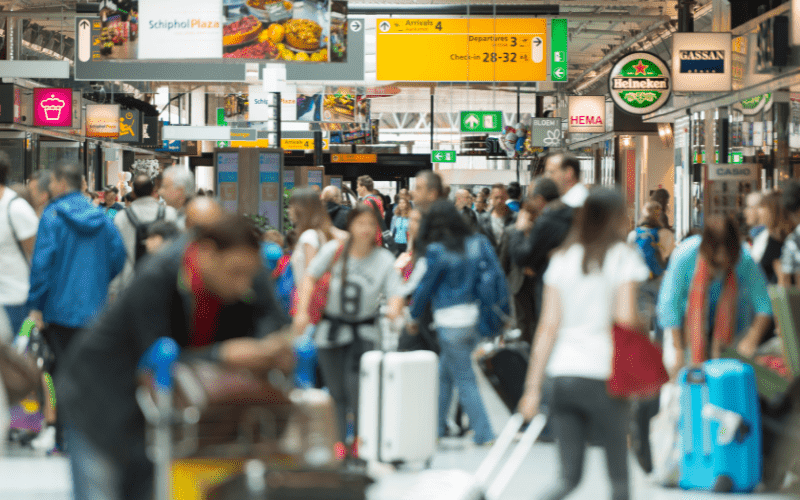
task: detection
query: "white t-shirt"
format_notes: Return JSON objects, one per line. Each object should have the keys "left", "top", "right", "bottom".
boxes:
{"left": 543, "top": 242, "right": 650, "bottom": 380}
{"left": 0, "top": 188, "right": 39, "bottom": 305}
{"left": 291, "top": 229, "right": 323, "bottom": 286}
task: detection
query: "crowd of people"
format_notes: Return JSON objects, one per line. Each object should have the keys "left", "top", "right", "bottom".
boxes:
{"left": 1, "top": 149, "right": 800, "bottom": 499}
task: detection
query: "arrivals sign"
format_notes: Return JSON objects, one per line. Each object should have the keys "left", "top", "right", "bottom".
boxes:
{"left": 33, "top": 88, "right": 73, "bottom": 128}
{"left": 672, "top": 33, "right": 732, "bottom": 92}
{"left": 86, "top": 104, "right": 121, "bottom": 138}
{"left": 609, "top": 52, "right": 671, "bottom": 115}
{"left": 568, "top": 96, "right": 606, "bottom": 133}
{"left": 376, "top": 18, "right": 548, "bottom": 82}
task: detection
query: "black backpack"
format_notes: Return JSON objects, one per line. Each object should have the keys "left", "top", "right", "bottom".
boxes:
{"left": 125, "top": 204, "right": 166, "bottom": 267}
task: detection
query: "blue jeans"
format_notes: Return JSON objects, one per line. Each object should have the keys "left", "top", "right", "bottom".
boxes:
{"left": 4, "top": 304, "right": 30, "bottom": 337}
{"left": 437, "top": 325, "right": 495, "bottom": 444}
{"left": 65, "top": 423, "right": 152, "bottom": 500}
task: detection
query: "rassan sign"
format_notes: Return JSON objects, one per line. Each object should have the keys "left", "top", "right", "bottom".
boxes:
{"left": 707, "top": 163, "right": 758, "bottom": 182}
{"left": 672, "top": 32, "right": 732, "bottom": 92}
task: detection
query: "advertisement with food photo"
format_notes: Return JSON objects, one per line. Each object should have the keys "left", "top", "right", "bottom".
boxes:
{"left": 223, "top": 0, "right": 337, "bottom": 61}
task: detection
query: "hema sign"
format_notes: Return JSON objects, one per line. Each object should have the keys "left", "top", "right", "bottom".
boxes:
{"left": 568, "top": 95, "right": 606, "bottom": 133}
{"left": 672, "top": 32, "right": 732, "bottom": 92}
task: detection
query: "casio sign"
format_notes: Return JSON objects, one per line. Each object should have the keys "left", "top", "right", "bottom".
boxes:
{"left": 708, "top": 163, "right": 757, "bottom": 181}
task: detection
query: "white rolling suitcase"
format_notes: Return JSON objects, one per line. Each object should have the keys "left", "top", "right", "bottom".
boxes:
{"left": 405, "top": 413, "right": 548, "bottom": 500}
{"left": 358, "top": 350, "right": 439, "bottom": 465}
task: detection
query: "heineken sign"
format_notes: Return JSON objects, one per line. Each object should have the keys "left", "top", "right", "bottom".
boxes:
{"left": 609, "top": 52, "right": 671, "bottom": 115}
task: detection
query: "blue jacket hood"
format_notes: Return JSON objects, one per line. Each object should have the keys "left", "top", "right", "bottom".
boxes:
{"left": 52, "top": 192, "right": 108, "bottom": 235}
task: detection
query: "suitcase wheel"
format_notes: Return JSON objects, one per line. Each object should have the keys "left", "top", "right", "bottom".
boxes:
{"left": 713, "top": 475, "right": 733, "bottom": 493}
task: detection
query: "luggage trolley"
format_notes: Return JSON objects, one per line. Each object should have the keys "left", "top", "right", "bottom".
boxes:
{"left": 136, "top": 337, "right": 361, "bottom": 499}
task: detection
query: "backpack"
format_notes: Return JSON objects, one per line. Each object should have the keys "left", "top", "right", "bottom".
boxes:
{"left": 363, "top": 196, "right": 399, "bottom": 256}
{"left": 634, "top": 226, "right": 666, "bottom": 278}
{"left": 468, "top": 235, "right": 511, "bottom": 338}
{"left": 125, "top": 204, "right": 166, "bottom": 267}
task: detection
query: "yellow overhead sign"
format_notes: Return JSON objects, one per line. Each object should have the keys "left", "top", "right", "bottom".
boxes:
{"left": 281, "top": 138, "right": 330, "bottom": 151}
{"left": 376, "top": 18, "right": 547, "bottom": 82}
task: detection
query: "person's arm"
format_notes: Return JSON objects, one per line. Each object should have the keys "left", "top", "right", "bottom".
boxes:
{"left": 518, "top": 284, "right": 561, "bottom": 421}
{"left": 657, "top": 243, "right": 691, "bottom": 377}
{"left": 736, "top": 256, "right": 774, "bottom": 357}
{"left": 27, "top": 214, "right": 58, "bottom": 323}
{"left": 408, "top": 246, "right": 445, "bottom": 321}
{"left": 8, "top": 198, "right": 38, "bottom": 259}
{"left": 291, "top": 240, "right": 337, "bottom": 337}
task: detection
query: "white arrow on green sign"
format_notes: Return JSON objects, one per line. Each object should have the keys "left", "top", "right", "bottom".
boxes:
{"left": 551, "top": 19, "right": 568, "bottom": 82}
{"left": 460, "top": 111, "right": 503, "bottom": 133}
{"left": 432, "top": 150, "right": 457, "bottom": 163}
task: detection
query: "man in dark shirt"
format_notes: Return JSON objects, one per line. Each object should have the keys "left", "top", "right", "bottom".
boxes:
{"left": 321, "top": 185, "right": 350, "bottom": 230}
{"left": 508, "top": 177, "right": 573, "bottom": 338}
{"left": 57, "top": 212, "right": 293, "bottom": 500}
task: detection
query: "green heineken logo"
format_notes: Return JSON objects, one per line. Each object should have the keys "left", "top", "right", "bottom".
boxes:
{"left": 609, "top": 52, "right": 671, "bottom": 115}
{"left": 738, "top": 93, "right": 771, "bottom": 115}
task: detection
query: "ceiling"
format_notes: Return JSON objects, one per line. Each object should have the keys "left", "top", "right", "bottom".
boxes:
{"left": 0, "top": 0, "right": 714, "bottom": 96}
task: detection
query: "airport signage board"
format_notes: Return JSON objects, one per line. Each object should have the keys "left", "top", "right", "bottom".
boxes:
{"left": 550, "top": 19, "right": 568, "bottom": 82}
{"left": 116, "top": 110, "right": 141, "bottom": 143}
{"left": 331, "top": 153, "right": 377, "bottom": 163}
{"left": 86, "top": 104, "right": 121, "bottom": 138}
{"left": 33, "top": 88, "right": 73, "bottom": 128}
{"left": 376, "top": 18, "right": 547, "bottom": 82}
{"left": 141, "top": 116, "right": 160, "bottom": 147}
{"left": 609, "top": 52, "right": 671, "bottom": 115}
{"left": 461, "top": 111, "right": 503, "bottom": 133}
{"left": 672, "top": 32, "right": 732, "bottom": 92}
{"left": 568, "top": 96, "right": 606, "bottom": 133}
{"left": 431, "top": 150, "right": 457, "bottom": 163}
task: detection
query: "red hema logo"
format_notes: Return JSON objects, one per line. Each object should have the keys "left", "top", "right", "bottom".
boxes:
{"left": 570, "top": 116, "right": 603, "bottom": 125}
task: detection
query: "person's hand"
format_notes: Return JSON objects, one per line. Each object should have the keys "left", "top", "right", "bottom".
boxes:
{"left": 518, "top": 390, "right": 541, "bottom": 422}
{"left": 394, "top": 252, "right": 412, "bottom": 272}
{"left": 515, "top": 210, "right": 533, "bottom": 233}
{"left": 29, "top": 310, "right": 44, "bottom": 331}
{"left": 736, "top": 336, "right": 759, "bottom": 359}
{"left": 221, "top": 335, "right": 294, "bottom": 373}
{"left": 261, "top": 335, "right": 295, "bottom": 374}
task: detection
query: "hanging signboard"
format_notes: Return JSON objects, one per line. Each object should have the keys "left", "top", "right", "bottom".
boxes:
{"left": 141, "top": 116, "right": 160, "bottom": 147}
{"left": 708, "top": 163, "right": 758, "bottom": 182}
{"left": 33, "top": 88, "right": 73, "bottom": 128}
{"left": 530, "top": 117, "right": 562, "bottom": 147}
{"left": 258, "top": 152, "right": 282, "bottom": 230}
{"left": 568, "top": 96, "right": 606, "bottom": 133}
{"left": 0, "top": 84, "right": 15, "bottom": 124}
{"left": 217, "top": 152, "right": 239, "bottom": 213}
{"left": 86, "top": 104, "right": 121, "bottom": 138}
{"left": 672, "top": 32, "right": 732, "bottom": 92}
{"left": 608, "top": 52, "right": 671, "bottom": 115}
{"left": 376, "top": 18, "right": 548, "bottom": 82}
{"left": 116, "top": 110, "right": 141, "bottom": 143}
{"left": 734, "top": 93, "right": 772, "bottom": 115}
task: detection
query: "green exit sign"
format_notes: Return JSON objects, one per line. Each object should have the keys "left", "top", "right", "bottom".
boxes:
{"left": 460, "top": 111, "right": 503, "bottom": 133}
{"left": 217, "top": 108, "right": 229, "bottom": 148}
{"left": 431, "top": 150, "right": 457, "bottom": 163}
{"left": 551, "top": 19, "right": 568, "bottom": 82}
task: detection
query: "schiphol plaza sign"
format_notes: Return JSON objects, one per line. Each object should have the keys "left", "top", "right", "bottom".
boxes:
{"left": 608, "top": 52, "right": 671, "bottom": 115}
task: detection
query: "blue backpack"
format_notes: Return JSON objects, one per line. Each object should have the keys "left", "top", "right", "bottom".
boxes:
{"left": 635, "top": 226, "right": 666, "bottom": 278}
{"left": 468, "top": 235, "right": 511, "bottom": 338}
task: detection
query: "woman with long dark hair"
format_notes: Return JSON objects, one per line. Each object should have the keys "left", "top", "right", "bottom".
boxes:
{"left": 408, "top": 200, "right": 499, "bottom": 445}
{"left": 753, "top": 191, "right": 795, "bottom": 285}
{"left": 293, "top": 204, "right": 403, "bottom": 453}
{"left": 288, "top": 188, "right": 347, "bottom": 287}
{"left": 519, "top": 189, "right": 651, "bottom": 500}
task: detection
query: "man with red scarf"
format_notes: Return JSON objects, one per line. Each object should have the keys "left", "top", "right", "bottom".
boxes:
{"left": 56, "top": 212, "right": 293, "bottom": 500}
{"left": 657, "top": 215, "right": 773, "bottom": 376}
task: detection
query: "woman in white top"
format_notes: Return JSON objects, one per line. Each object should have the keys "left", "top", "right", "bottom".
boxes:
{"left": 288, "top": 188, "right": 347, "bottom": 287}
{"left": 519, "top": 188, "right": 650, "bottom": 500}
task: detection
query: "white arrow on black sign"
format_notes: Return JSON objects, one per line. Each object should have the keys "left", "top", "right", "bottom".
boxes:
{"left": 78, "top": 19, "right": 91, "bottom": 62}
{"left": 350, "top": 20, "right": 362, "bottom": 32}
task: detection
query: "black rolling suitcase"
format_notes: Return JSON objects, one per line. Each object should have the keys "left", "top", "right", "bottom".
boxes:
{"left": 478, "top": 342, "right": 529, "bottom": 412}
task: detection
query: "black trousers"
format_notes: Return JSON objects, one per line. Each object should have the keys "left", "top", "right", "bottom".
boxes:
{"left": 544, "top": 377, "right": 630, "bottom": 500}
{"left": 43, "top": 324, "right": 82, "bottom": 450}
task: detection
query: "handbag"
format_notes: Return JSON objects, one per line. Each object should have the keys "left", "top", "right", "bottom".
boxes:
{"left": 607, "top": 322, "right": 669, "bottom": 398}
{"left": 0, "top": 342, "right": 41, "bottom": 406}
{"left": 309, "top": 243, "right": 345, "bottom": 325}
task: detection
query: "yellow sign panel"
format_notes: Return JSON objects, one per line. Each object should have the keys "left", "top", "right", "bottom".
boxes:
{"left": 280, "top": 138, "right": 330, "bottom": 150}
{"left": 377, "top": 18, "right": 547, "bottom": 82}
{"left": 231, "top": 139, "right": 271, "bottom": 148}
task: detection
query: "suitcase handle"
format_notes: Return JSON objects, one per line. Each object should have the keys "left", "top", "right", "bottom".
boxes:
{"left": 686, "top": 368, "right": 705, "bottom": 385}
{"left": 482, "top": 414, "right": 547, "bottom": 500}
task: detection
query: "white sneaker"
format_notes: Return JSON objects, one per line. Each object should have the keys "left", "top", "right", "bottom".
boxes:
{"left": 30, "top": 426, "right": 56, "bottom": 452}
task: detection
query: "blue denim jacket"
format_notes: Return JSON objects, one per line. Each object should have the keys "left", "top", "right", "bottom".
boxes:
{"left": 411, "top": 233, "right": 497, "bottom": 319}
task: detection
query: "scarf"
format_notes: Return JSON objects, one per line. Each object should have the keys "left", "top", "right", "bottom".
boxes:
{"left": 184, "top": 243, "right": 223, "bottom": 348}
{"left": 686, "top": 254, "right": 738, "bottom": 364}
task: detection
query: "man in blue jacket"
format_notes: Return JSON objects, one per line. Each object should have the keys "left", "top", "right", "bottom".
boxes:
{"left": 28, "top": 161, "right": 126, "bottom": 449}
